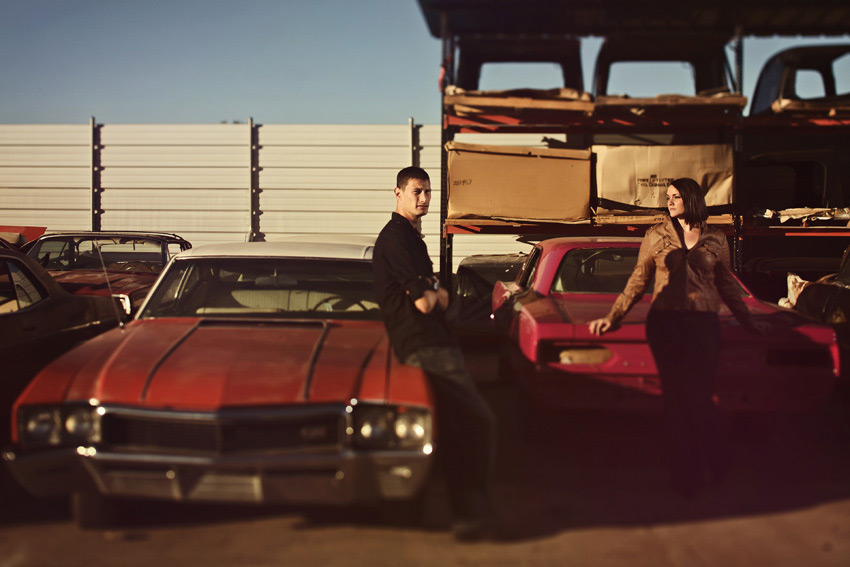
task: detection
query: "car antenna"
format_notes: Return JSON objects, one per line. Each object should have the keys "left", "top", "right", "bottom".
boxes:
{"left": 94, "top": 242, "right": 125, "bottom": 331}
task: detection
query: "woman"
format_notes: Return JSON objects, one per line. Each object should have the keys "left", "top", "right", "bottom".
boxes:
{"left": 589, "top": 177, "right": 768, "bottom": 497}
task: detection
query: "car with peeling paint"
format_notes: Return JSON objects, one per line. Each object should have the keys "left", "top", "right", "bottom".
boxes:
{"left": 3, "top": 238, "right": 436, "bottom": 528}
{"left": 22, "top": 232, "right": 192, "bottom": 316}
{"left": 793, "top": 243, "right": 850, "bottom": 384}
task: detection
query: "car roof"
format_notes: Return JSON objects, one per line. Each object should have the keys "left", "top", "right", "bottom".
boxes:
{"left": 32, "top": 231, "right": 190, "bottom": 244}
{"left": 538, "top": 236, "right": 644, "bottom": 247}
{"left": 458, "top": 253, "right": 527, "bottom": 266}
{"left": 536, "top": 236, "right": 643, "bottom": 256}
{"left": 176, "top": 236, "right": 376, "bottom": 261}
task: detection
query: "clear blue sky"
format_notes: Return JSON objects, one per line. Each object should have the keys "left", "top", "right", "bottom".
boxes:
{"left": 1, "top": 0, "right": 847, "bottom": 125}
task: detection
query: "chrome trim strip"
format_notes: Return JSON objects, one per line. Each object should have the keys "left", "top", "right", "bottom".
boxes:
{"left": 97, "top": 403, "right": 348, "bottom": 422}
{"left": 80, "top": 447, "right": 429, "bottom": 467}
{"left": 139, "top": 319, "right": 202, "bottom": 401}
{"left": 301, "top": 320, "right": 330, "bottom": 402}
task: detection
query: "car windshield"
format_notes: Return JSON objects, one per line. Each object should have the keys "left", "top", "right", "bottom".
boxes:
{"left": 550, "top": 247, "right": 643, "bottom": 294}
{"left": 31, "top": 237, "right": 165, "bottom": 273}
{"left": 139, "top": 257, "right": 380, "bottom": 320}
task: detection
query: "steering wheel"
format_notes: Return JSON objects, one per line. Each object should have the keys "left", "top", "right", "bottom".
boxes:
{"left": 579, "top": 250, "right": 625, "bottom": 274}
{"left": 570, "top": 250, "right": 622, "bottom": 290}
{"left": 311, "top": 295, "right": 368, "bottom": 312}
{"left": 119, "top": 262, "right": 153, "bottom": 273}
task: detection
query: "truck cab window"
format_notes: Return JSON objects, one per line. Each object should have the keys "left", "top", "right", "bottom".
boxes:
{"left": 606, "top": 62, "right": 695, "bottom": 97}
{"left": 478, "top": 63, "right": 566, "bottom": 91}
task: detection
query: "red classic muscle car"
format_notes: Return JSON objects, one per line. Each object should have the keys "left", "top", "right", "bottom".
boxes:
{"left": 492, "top": 237, "right": 840, "bottom": 414}
{"left": 22, "top": 232, "right": 192, "bottom": 316}
{"left": 4, "top": 238, "right": 435, "bottom": 528}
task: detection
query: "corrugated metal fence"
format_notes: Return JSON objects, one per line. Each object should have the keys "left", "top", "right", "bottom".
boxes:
{"left": 0, "top": 120, "right": 534, "bottom": 269}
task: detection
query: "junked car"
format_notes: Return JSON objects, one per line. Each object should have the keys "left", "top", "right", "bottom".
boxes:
{"left": 492, "top": 237, "right": 839, "bottom": 416}
{"left": 451, "top": 252, "right": 527, "bottom": 340}
{"left": 3, "top": 238, "right": 435, "bottom": 529}
{"left": 749, "top": 44, "right": 850, "bottom": 117}
{"left": 0, "top": 226, "right": 46, "bottom": 251}
{"left": 22, "top": 231, "right": 192, "bottom": 316}
{"left": 793, "top": 243, "right": 850, "bottom": 382}
{"left": 0, "top": 248, "right": 120, "bottom": 433}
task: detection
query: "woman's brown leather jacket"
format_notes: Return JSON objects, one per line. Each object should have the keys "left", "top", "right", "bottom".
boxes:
{"left": 606, "top": 215, "right": 756, "bottom": 330}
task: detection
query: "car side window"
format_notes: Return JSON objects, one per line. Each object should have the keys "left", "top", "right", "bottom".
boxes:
{"left": 551, "top": 248, "right": 641, "bottom": 294}
{"left": 517, "top": 247, "right": 541, "bottom": 289}
{"left": 32, "top": 239, "right": 73, "bottom": 270}
{"left": 0, "top": 260, "right": 46, "bottom": 313}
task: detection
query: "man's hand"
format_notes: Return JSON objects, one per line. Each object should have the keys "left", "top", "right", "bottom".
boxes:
{"left": 435, "top": 286, "right": 449, "bottom": 311}
{"left": 414, "top": 289, "right": 439, "bottom": 313}
{"left": 413, "top": 277, "right": 449, "bottom": 314}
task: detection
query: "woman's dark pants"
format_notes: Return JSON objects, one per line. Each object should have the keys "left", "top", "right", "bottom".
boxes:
{"left": 646, "top": 309, "right": 726, "bottom": 494}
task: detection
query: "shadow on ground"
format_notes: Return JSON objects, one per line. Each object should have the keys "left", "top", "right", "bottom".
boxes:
{"left": 3, "top": 346, "right": 850, "bottom": 542}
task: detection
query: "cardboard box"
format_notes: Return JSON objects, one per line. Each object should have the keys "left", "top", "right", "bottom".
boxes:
{"left": 446, "top": 141, "right": 591, "bottom": 221}
{"left": 593, "top": 144, "right": 733, "bottom": 212}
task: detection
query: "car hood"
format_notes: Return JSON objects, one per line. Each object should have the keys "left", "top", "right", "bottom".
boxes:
{"left": 48, "top": 270, "right": 158, "bottom": 295}
{"left": 19, "top": 318, "right": 428, "bottom": 411}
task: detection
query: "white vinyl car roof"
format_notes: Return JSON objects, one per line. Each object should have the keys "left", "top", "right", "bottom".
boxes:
{"left": 175, "top": 236, "right": 375, "bottom": 261}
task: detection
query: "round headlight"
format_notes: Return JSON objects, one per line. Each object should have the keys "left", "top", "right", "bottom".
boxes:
{"left": 393, "top": 413, "right": 427, "bottom": 443}
{"left": 65, "top": 409, "right": 99, "bottom": 440}
{"left": 393, "top": 411, "right": 430, "bottom": 447}
{"left": 354, "top": 408, "right": 392, "bottom": 447}
{"left": 25, "top": 410, "right": 60, "bottom": 444}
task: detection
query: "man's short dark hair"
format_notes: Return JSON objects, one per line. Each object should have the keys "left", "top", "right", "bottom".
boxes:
{"left": 670, "top": 177, "right": 709, "bottom": 227}
{"left": 396, "top": 166, "right": 430, "bottom": 190}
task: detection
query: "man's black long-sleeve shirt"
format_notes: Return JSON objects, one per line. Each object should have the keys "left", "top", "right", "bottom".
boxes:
{"left": 373, "top": 212, "right": 454, "bottom": 361}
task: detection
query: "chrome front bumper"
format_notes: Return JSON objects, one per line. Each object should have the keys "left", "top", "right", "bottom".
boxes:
{"left": 3, "top": 446, "right": 432, "bottom": 505}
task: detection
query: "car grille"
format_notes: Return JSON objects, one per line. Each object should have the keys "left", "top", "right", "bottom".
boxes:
{"left": 99, "top": 409, "right": 345, "bottom": 456}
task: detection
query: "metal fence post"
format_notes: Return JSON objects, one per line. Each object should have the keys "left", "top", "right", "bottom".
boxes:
{"left": 249, "top": 117, "right": 263, "bottom": 241}
{"left": 90, "top": 116, "right": 102, "bottom": 231}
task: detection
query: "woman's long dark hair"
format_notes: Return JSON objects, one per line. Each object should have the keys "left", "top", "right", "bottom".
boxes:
{"left": 670, "top": 177, "right": 708, "bottom": 228}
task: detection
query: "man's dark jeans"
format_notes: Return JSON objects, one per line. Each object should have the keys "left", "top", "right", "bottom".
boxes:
{"left": 405, "top": 345, "right": 497, "bottom": 519}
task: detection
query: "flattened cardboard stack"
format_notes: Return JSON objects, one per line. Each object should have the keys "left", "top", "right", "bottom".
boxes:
{"left": 594, "top": 144, "right": 734, "bottom": 224}
{"left": 444, "top": 86, "right": 594, "bottom": 117}
{"left": 445, "top": 141, "right": 592, "bottom": 222}
{"left": 445, "top": 141, "right": 734, "bottom": 225}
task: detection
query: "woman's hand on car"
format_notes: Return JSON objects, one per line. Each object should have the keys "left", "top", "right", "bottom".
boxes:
{"left": 588, "top": 317, "right": 613, "bottom": 336}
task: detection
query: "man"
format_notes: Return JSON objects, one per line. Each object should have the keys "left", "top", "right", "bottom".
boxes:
{"left": 372, "top": 166, "right": 498, "bottom": 541}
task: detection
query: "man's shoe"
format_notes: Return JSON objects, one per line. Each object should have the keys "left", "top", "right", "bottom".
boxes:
{"left": 451, "top": 518, "right": 489, "bottom": 542}
{"left": 451, "top": 516, "right": 511, "bottom": 543}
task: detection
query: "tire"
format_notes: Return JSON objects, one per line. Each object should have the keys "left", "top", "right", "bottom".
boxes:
{"left": 71, "top": 488, "right": 121, "bottom": 529}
